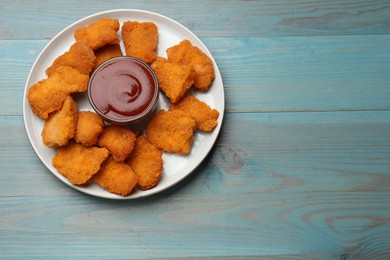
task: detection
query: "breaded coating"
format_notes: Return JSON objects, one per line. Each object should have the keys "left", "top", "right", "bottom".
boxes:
{"left": 146, "top": 110, "right": 196, "bottom": 154}
{"left": 167, "top": 40, "right": 215, "bottom": 92}
{"left": 74, "top": 111, "right": 104, "bottom": 146}
{"left": 55, "top": 66, "right": 89, "bottom": 93}
{"left": 74, "top": 18, "right": 120, "bottom": 51}
{"left": 126, "top": 136, "right": 163, "bottom": 190}
{"left": 52, "top": 141, "right": 109, "bottom": 185}
{"left": 27, "top": 79, "right": 68, "bottom": 120}
{"left": 121, "top": 21, "right": 158, "bottom": 64}
{"left": 41, "top": 95, "right": 78, "bottom": 148}
{"left": 97, "top": 125, "right": 136, "bottom": 161}
{"left": 27, "top": 66, "right": 89, "bottom": 119}
{"left": 45, "top": 42, "right": 96, "bottom": 77}
{"left": 169, "top": 95, "right": 219, "bottom": 132}
{"left": 151, "top": 57, "right": 195, "bottom": 103}
{"left": 93, "top": 156, "right": 137, "bottom": 196}
{"left": 93, "top": 43, "right": 123, "bottom": 69}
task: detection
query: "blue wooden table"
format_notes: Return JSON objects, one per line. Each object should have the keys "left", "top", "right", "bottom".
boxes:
{"left": 1, "top": 1, "right": 390, "bottom": 258}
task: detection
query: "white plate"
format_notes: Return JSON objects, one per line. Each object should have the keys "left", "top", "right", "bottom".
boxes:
{"left": 23, "top": 9, "right": 224, "bottom": 199}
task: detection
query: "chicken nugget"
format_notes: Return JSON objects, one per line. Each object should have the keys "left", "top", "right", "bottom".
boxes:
{"left": 27, "top": 66, "right": 89, "bottom": 119}
{"left": 74, "top": 18, "right": 120, "bottom": 51}
{"left": 167, "top": 40, "right": 215, "bottom": 92}
{"left": 169, "top": 95, "right": 219, "bottom": 132}
{"left": 126, "top": 136, "right": 163, "bottom": 190}
{"left": 146, "top": 110, "right": 196, "bottom": 154}
{"left": 151, "top": 57, "right": 194, "bottom": 103}
{"left": 45, "top": 42, "right": 96, "bottom": 77}
{"left": 53, "top": 66, "right": 90, "bottom": 93}
{"left": 52, "top": 141, "right": 109, "bottom": 185}
{"left": 97, "top": 125, "right": 136, "bottom": 161}
{"left": 93, "top": 43, "right": 123, "bottom": 69}
{"left": 27, "top": 79, "right": 68, "bottom": 120}
{"left": 93, "top": 156, "right": 137, "bottom": 196}
{"left": 121, "top": 21, "right": 158, "bottom": 64}
{"left": 41, "top": 95, "right": 78, "bottom": 148}
{"left": 74, "top": 111, "right": 104, "bottom": 146}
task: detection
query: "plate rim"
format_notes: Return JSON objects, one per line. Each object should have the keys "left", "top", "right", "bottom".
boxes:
{"left": 22, "top": 9, "right": 225, "bottom": 200}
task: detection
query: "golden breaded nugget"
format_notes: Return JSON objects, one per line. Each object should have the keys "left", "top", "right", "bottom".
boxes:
{"left": 52, "top": 141, "right": 109, "bottom": 185}
{"left": 93, "top": 156, "right": 137, "bottom": 196}
{"left": 167, "top": 40, "right": 215, "bottom": 92}
{"left": 74, "top": 18, "right": 120, "bottom": 51}
{"left": 27, "top": 66, "right": 89, "bottom": 119}
{"left": 74, "top": 111, "right": 104, "bottom": 146}
{"left": 45, "top": 42, "right": 96, "bottom": 76}
{"left": 126, "top": 136, "right": 163, "bottom": 190}
{"left": 170, "top": 95, "right": 219, "bottom": 132}
{"left": 27, "top": 80, "right": 68, "bottom": 120}
{"left": 97, "top": 125, "right": 136, "bottom": 161}
{"left": 41, "top": 95, "right": 78, "bottom": 148}
{"left": 121, "top": 21, "right": 158, "bottom": 64}
{"left": 93, "top": 43, "right": 123, "bottom": 69}
{"left": 53, "top": 66, "right": 89, "bottom": 93}
{"left": 146, "top": 110, "right": 196, "bottom": 154}
{"left": 151, "top": 57, "right": 194, "bottom": 103}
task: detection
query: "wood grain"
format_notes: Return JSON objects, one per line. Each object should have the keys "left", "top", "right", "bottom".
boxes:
{"left": 2, "top": 111, "right": 390, "bottom": 195}
{"left": 1, "top": 111, "right": 390, "bottom": 258}
{"left": 1, "top": 0, "right": 390, "bottom": 258}
{"left": 4, "top": 34, "right": 390, "bottom": 116}
{"left": 1, "top": 0, "right": 390, "bottom": 39}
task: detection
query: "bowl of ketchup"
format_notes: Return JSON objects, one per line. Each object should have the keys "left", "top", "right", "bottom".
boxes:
{"left": 88, "top": 56, "right": 159, "bottom": 126}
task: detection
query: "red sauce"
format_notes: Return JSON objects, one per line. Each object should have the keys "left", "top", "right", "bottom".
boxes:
{"left": 89, "top": 57, "right": 158, "bottom": 123}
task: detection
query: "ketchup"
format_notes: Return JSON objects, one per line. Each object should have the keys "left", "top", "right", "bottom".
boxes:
{"left": 88, "top": 57, "right": 158, "bottom": 124}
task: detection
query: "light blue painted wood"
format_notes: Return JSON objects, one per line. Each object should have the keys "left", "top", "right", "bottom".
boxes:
{"left": 1, "top": 112, "right": 390, "bottom": 258}
{"left": 2, "top": 111, "right": 390, "bottom": 195}
{"left": 3, "top": 34, "right": 390, "bottom": 115}
{"left": 210, "top": 35, "right": 390, "bottom": 112}
{"left": 1, "top": 0, "right": 390, "bottom": 39}
{"left": 1, "top": 0, "right": 390, "bottom": 258}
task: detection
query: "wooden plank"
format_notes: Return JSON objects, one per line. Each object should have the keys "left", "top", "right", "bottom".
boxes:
{"left": 1, "top": 111, "right": 390, "bottom": 258}
{"left": 1, "top": 0, "right": 390, "bottom": 39}
{"left": 0, "top": 40, "right": 37, "bottom": 116}
{"left": 211, "top": 35, "right": 390, "bottom": 113}
{"left": 3, "top": 34, "right": 390, "bottom": 116}
{"left": 3, "top": 111, "right": 390, "bottom": 196}
{"left": 0, "top": 192, "right": 389, "bottom": 258}
{"left": 3, "top": 0, "right": 390, "bottom": 259}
